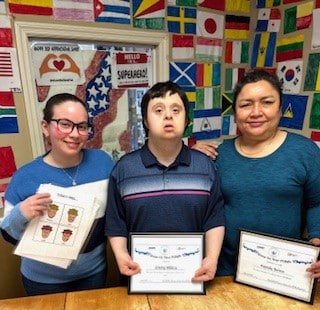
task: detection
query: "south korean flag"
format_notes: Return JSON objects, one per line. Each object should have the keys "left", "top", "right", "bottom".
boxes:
{"left": 277, "top": 61, "right": 303, "bottom": 94}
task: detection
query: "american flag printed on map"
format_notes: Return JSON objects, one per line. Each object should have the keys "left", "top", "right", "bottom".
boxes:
{"left": 0, "top": 47, "right": 21, "bottom": 92}
{"left": 85, "top": 51, "right": 112, "bottom": 138}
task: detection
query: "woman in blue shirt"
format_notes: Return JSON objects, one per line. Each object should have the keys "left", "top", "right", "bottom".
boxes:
{"left": 194, "top": 70, "right": 320, "bottom": 278}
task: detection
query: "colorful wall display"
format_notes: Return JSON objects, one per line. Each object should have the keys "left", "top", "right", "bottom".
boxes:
{"left": 1, "top": 0, "right": 320, "bottom": 161}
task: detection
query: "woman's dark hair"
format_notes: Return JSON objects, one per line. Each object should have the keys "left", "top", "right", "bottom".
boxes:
{"left": 42, "top": 93, "right": 88, "bottom": 122}
{"left": 232, "top": 69, "right": 283, "bottom": 111}
{"left": 141, "top": 81, "right": 190, "bottom": 137}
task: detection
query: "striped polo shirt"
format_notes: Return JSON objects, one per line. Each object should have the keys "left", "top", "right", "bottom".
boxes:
{"left": 105, "top": 142, "right": 225, "bottom": 237}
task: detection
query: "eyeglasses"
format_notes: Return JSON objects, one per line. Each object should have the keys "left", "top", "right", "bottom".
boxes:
{"left": 50, "top": 119, "right": 92, "bottom": 135}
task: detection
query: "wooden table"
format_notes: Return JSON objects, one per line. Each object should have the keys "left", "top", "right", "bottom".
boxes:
{"left": 147, "top": 276, "right": 320, "bottom": 310}
{"left": 0, "top": 292, "right": 65, "bottom": 310}
{"left": 0, "top": 277, "right": 319, "bottom": 309}
{"left": 65, "top": 286, "right": 149, "bottom": 310}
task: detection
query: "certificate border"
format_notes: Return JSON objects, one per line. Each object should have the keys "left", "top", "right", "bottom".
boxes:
{"left": 128, "top": 232, "right": 206, "bottom": 295}
{"left": 234, "top": 229, "right": 320, "bottom": 304}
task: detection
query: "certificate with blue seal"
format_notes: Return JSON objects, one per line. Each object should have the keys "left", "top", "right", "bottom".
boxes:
{"left": 235, "top": 229, "right": 320, "bottom": 304}
{"left": 129, "top": 232, "right": 205, "bottom": 294}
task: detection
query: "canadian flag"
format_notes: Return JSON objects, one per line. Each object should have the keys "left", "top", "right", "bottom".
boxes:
{"left": 197, "top": 11, "right": 224, "bottom": 39}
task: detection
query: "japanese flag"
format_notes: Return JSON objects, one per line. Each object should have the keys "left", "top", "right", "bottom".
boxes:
{"left": 197, "top": 11, "right": 224, "bottom": 39}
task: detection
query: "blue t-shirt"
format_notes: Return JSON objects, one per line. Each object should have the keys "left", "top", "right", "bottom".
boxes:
{"left": 1, "top": 149, "right": 114, "bottom": 283}
{"left": 105, "top": 143, "right": 225, "bottom": 236}
{"left": 215, "top": 132, "right": 320, "bottom": 276}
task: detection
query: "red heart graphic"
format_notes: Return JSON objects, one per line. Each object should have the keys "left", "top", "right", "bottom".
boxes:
{"left": 53, "top": 60, "right": 65, "bottom": 71}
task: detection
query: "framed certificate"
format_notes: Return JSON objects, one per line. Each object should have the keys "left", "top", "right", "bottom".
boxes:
{"left": 235, "top": 229, "right": 320, "bottom": 304}
{"left": 128, "top": 232, "right": 205, "bottom": 294}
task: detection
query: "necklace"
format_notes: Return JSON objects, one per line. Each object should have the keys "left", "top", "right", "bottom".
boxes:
{"left": 61, "top": 164, "right": 80, "bottom": 186}
{"left": 238, "top": 131, "right": 279, "bottom": 156}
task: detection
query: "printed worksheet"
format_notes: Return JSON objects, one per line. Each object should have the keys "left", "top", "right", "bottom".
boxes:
{"left": 15, "top": 183, "right": 100, "bottom": 268}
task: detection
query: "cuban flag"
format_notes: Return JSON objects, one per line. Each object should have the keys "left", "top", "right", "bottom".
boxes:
{"left": 95, "top": 0, "right": 130, "bottom": 24}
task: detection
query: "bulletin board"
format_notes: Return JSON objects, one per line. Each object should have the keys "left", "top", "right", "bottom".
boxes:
{"left": 29, "top": 40, "right": 152, "bottom": 161}
{"left": 13, "top": 19, "right": 169, "bottom": 158}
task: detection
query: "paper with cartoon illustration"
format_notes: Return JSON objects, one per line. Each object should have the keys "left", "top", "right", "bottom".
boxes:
{"left": 14, "top": 183, "right": 100, "bottom": 268}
